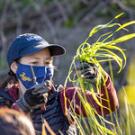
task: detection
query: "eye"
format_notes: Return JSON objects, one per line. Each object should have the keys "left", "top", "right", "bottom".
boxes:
{"left": 44, "top": 61, "right": 52, "bottom": 65}
{"left": 30, "top": 61, "right": 39, "bottom": 65}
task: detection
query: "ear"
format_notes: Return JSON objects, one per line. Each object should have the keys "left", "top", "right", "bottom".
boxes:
{"left": 10, "top": 62, "right": 18, "bottom": 74}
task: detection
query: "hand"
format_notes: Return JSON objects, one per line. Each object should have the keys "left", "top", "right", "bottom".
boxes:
{"left": 16, "top": 82, "right": 49, "bottom": 111}
{"left": 75, "top": 61, "right": 98, "bottom": 83}
{"left": 24, "top": 83, "right": 48, "bottom": 107}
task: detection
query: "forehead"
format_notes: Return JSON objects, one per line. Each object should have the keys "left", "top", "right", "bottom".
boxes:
{"left": 21, "top": 48, "right": 52, "bottom": 60}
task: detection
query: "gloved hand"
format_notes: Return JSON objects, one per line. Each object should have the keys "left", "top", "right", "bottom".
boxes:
{"left": 75, "top": 61, "right": 98, "bottom": 83}
{"left": 16, "top": 82, "right": 49, "bottom": 112}
{"left": 24, "top": 83, "right": 48, "bottom": 106}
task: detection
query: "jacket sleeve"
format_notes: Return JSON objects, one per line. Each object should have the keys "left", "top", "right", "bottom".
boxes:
{"left": 0, "top": 87, "right": 18, "bottom": 108}
{"left": 60, "top": 73, "right": 119, "bottom": 117}
{"left": 0, "top": 87, "right": 27, "bottom": 112}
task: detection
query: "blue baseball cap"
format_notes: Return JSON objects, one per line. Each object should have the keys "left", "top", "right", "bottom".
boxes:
{"left": 7, "top": 33, "right": 66, "bottom": 66}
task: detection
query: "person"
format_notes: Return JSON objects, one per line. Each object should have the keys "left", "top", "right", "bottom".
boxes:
{"left": 0, "top": 33, "right": 119, "bottom": 135}
{"left": 0, "top": 108, "right": 35, "bottom": 135}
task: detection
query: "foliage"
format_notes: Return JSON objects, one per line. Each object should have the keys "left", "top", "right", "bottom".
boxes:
{"left": 63, "top": 13, "right": 135, "bottom": 135}
{"left": 122, "top": 0, "right": 135, "bottom": 8}
{"left": 118, "top": 56, "right": 135, "bottom": 135}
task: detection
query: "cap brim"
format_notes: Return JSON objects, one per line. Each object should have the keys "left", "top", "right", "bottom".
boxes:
{"left": 47, "top": 44, "right": 66, "bottom": 56}
{"left": 20, "top": 42, "right": 66, "bottom": 58}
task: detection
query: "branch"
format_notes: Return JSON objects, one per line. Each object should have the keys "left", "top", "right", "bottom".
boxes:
{"left": 54, "top": 0, "right": 68, "bottom": 22}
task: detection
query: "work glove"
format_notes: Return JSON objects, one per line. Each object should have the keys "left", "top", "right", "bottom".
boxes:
{"left": 16, "top": 82, "right": 49, "bottom": 112}
{"left": 75, "top": 61, "right": 98, "bottom": 83}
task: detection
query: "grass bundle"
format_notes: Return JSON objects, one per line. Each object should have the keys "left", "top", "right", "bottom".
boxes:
{"left": 63, "top": 13, "right": 135, "bottom": 135}
{"left": 41, "top": 13, "right": 135, "bottom": 135}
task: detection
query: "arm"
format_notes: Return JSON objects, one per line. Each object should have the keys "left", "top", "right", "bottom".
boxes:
{"left": 0, "top": 87, "right": 26, "bottom": 112}
{"left": 12, "top": 83, "right": 50, "bottom": 113}
{"left": 98, "top": 73, "right": 119, "bottom": 115}
{"left": 60, "top": 73, "right": 119, "bottom": 117}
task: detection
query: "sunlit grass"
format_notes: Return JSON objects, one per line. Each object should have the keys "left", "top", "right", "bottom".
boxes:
{"left": 63, "top": 13, "right": 135, "bottom": 135}
{"left": 41, "top": 13, "right": 135, "bottom": 135}
{"left": 118, "top": 57, "right": 135, "bottom": 135}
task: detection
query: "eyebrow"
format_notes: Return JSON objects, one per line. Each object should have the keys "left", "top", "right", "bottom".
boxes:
{"left": 30, "top": 57, "right": 53, "bottom": 61}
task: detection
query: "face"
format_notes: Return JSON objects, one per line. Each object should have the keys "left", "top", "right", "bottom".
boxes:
{"left": 10, "top": 48, "right": 54, "bottom": 94}
{"left": 11, "top": 48, "right": 53, "bottom": 73}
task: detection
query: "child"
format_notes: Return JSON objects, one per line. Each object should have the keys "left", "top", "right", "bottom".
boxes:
{"left": 0, "top": 33, "right": 119, "bottom": 135}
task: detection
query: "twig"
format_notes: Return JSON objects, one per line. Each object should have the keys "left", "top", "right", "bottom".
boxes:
{"left": 54, "top": 0, "right": 68, "bottom": 22}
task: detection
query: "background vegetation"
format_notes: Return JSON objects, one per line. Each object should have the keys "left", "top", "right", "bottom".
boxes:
{"left": 1, "top": 0, "right": 135, "bottom": 134}
{"left": 0, "top": 0, "right": 135, "bottom": 94}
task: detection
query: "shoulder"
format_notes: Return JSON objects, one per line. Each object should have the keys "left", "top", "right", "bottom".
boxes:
{"left": 0, "top": 88, "right": 13, "bottom": 107}
{"left": 7, "top": 86, "right": 19, "bottom": 101}
{"left": 0, "top": 86, "right": 19, "bottom": 107}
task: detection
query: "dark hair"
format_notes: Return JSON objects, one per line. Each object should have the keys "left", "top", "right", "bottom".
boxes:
{"left": 0, "top": 59, "right": 20, "bottom": 89}
{"left": 0, "top": 108, "right": 35, "bottom": 135}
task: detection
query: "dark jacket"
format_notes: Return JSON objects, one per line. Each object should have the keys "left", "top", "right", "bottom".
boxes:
{"left": 0, "top": 73, "right": 119, "bottom": 134}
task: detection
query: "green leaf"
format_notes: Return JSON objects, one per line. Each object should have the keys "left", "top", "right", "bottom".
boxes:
{"left": 113, "top": 33, "right": 135, "bottom": 44}
{"left": 96, "top": 48, "right": 123, "bottom": 72}
{"left": 116, "top": 21, "right": 135, "bottom": 32}
{"left": 102, "top": 45, "right": 126, "bottom": 67}
{"left": 114, "top": 12, "right": 124, "bottom": 19}
{"left": 89, "top": 23, "right": 120, "bottom": 37}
